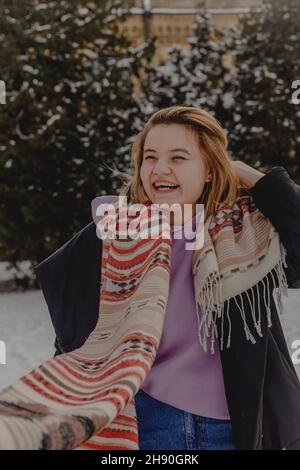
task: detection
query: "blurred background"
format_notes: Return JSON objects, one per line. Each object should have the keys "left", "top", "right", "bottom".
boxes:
{"left": 0, "top": 0, "right": 300, "bottom": 388}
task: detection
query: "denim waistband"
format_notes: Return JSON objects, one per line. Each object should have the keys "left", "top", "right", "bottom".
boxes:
{"left": 135, "top": 388, "right": 235, "bottom": 450}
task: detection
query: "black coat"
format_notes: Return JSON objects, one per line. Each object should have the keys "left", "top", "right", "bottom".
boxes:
{"left": 34, "top": 166, "right": 300, "bottom": 450}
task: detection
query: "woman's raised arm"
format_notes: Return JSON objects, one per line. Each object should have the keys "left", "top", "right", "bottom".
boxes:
{"left": 248, "top": 165, "right": 300, "bottom": 289}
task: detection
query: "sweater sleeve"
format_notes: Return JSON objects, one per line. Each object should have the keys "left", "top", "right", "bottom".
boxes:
{"left": 249, "top": 166, "right": 300, "bottom": 288}
{"left": 33, "top": 221, "right": 102, "bottom": 353}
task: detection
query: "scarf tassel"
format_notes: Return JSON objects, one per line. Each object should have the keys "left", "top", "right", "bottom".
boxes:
{"left": 196, "top": 243, "right": 289, "bottom": 354}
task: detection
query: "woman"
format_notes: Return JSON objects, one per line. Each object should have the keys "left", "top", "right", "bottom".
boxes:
{"left": 1, "top": 105, "right": 300, "bottom": 450}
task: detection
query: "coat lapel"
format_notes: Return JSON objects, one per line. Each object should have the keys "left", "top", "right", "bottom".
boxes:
{"left": 217, "top": 289, "right": 269, "bottom": 450}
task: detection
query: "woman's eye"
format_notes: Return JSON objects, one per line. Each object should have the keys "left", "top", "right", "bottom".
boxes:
{"left": 144, "top": 155, "right": 185, "bottom": 160}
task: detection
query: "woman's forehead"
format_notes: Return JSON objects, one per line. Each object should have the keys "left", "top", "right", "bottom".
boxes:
{"left": 144, "top": 124, "right": 198, "bottom": 151}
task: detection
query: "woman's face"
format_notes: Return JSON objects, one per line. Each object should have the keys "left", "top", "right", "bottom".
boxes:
{"left": 140, "top": 123, "right": 209, "bottom": 224}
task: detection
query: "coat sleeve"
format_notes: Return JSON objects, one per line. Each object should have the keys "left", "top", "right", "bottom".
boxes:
{"left": 249, "top": 166, "right": 300, "bottom": 289}
{"left": 33, "top": 221, "right": 102, "bottom": 354}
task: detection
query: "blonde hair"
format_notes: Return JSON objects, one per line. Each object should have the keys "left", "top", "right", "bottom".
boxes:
{"left": 112, "top": 105, "right": 240, "bottom": 223}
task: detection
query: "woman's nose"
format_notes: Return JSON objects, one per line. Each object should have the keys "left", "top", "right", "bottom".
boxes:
{"left": 153, "top": 161, "right": 172, "bottom": 173}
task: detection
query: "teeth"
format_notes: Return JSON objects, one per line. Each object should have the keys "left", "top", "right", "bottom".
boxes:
{"left": 154, "top": 183, "right": 179, "bottom": 189}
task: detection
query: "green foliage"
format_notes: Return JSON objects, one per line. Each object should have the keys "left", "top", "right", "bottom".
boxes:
{"left": 138, "top": 10, "right": 231, "bottom": 119}
{"left": 0, "top": 0, "right": 153, "bottom": 280}
{"left": 222, "top": 0, "right": 300, "bottom": 180}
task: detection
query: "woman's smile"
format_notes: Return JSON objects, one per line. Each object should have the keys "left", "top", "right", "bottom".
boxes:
{"left": 152, "top": 184, "right": 180, "bottom": 194}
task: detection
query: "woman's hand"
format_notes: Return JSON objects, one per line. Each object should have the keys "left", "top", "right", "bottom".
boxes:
{"left": 230, "top": 160, "right": 265, "bottom": 189}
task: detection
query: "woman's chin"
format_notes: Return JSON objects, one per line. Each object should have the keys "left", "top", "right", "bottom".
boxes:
{"left": 151, "top": 192, "right": 181, "bottom": 205}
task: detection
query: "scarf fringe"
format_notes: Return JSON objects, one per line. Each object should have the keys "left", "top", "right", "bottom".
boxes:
{"left": 197, "top": 242, "right": 289, "bottom": 354}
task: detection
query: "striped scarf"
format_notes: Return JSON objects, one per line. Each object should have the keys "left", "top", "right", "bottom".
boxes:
{"left": 0, "top": 188, "right": 289, "bottom": 450}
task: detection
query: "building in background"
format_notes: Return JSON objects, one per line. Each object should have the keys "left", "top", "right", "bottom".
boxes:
{"left": 121, "top": 0, "right": 263, "bottom": 64}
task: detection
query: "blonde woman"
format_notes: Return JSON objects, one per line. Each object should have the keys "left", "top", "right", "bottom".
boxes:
{"left": 1, "top": 106, "right": 300, "bottom": 450}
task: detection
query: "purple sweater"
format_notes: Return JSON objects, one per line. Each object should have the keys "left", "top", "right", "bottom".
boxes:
{"left": 94, "top": 195, "right": 230, "bottom": 419}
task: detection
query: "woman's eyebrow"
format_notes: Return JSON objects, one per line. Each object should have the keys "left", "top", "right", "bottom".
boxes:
{"left": 144, "top": 148, "right": 191, "bottom": 155}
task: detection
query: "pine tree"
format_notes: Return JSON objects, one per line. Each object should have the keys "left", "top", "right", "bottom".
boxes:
{"left": 139, "top": 11, "right": 231, "bottom": 120}
{"left": 185, "top": 10, "right": 232, "bottom": 118}
{"left": 223, "top": 0, "right": 300, "bottom": 180}
{"left": 139, "top": 43, "right": 192, "bottom": 113}
{"left": 0, "top": 0, "right": 153, "bottom": 284}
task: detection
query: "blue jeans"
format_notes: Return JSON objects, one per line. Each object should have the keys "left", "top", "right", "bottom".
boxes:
{"left": 135, "top": 389, "right": 235, "bottom": 450}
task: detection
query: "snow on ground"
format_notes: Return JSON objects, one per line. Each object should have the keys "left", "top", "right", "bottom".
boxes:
{"left": 0, "top": 290, "right": 55, "bottom": 390}
{"left": 0, "top": 264, "right": 300, "bottom": 391}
